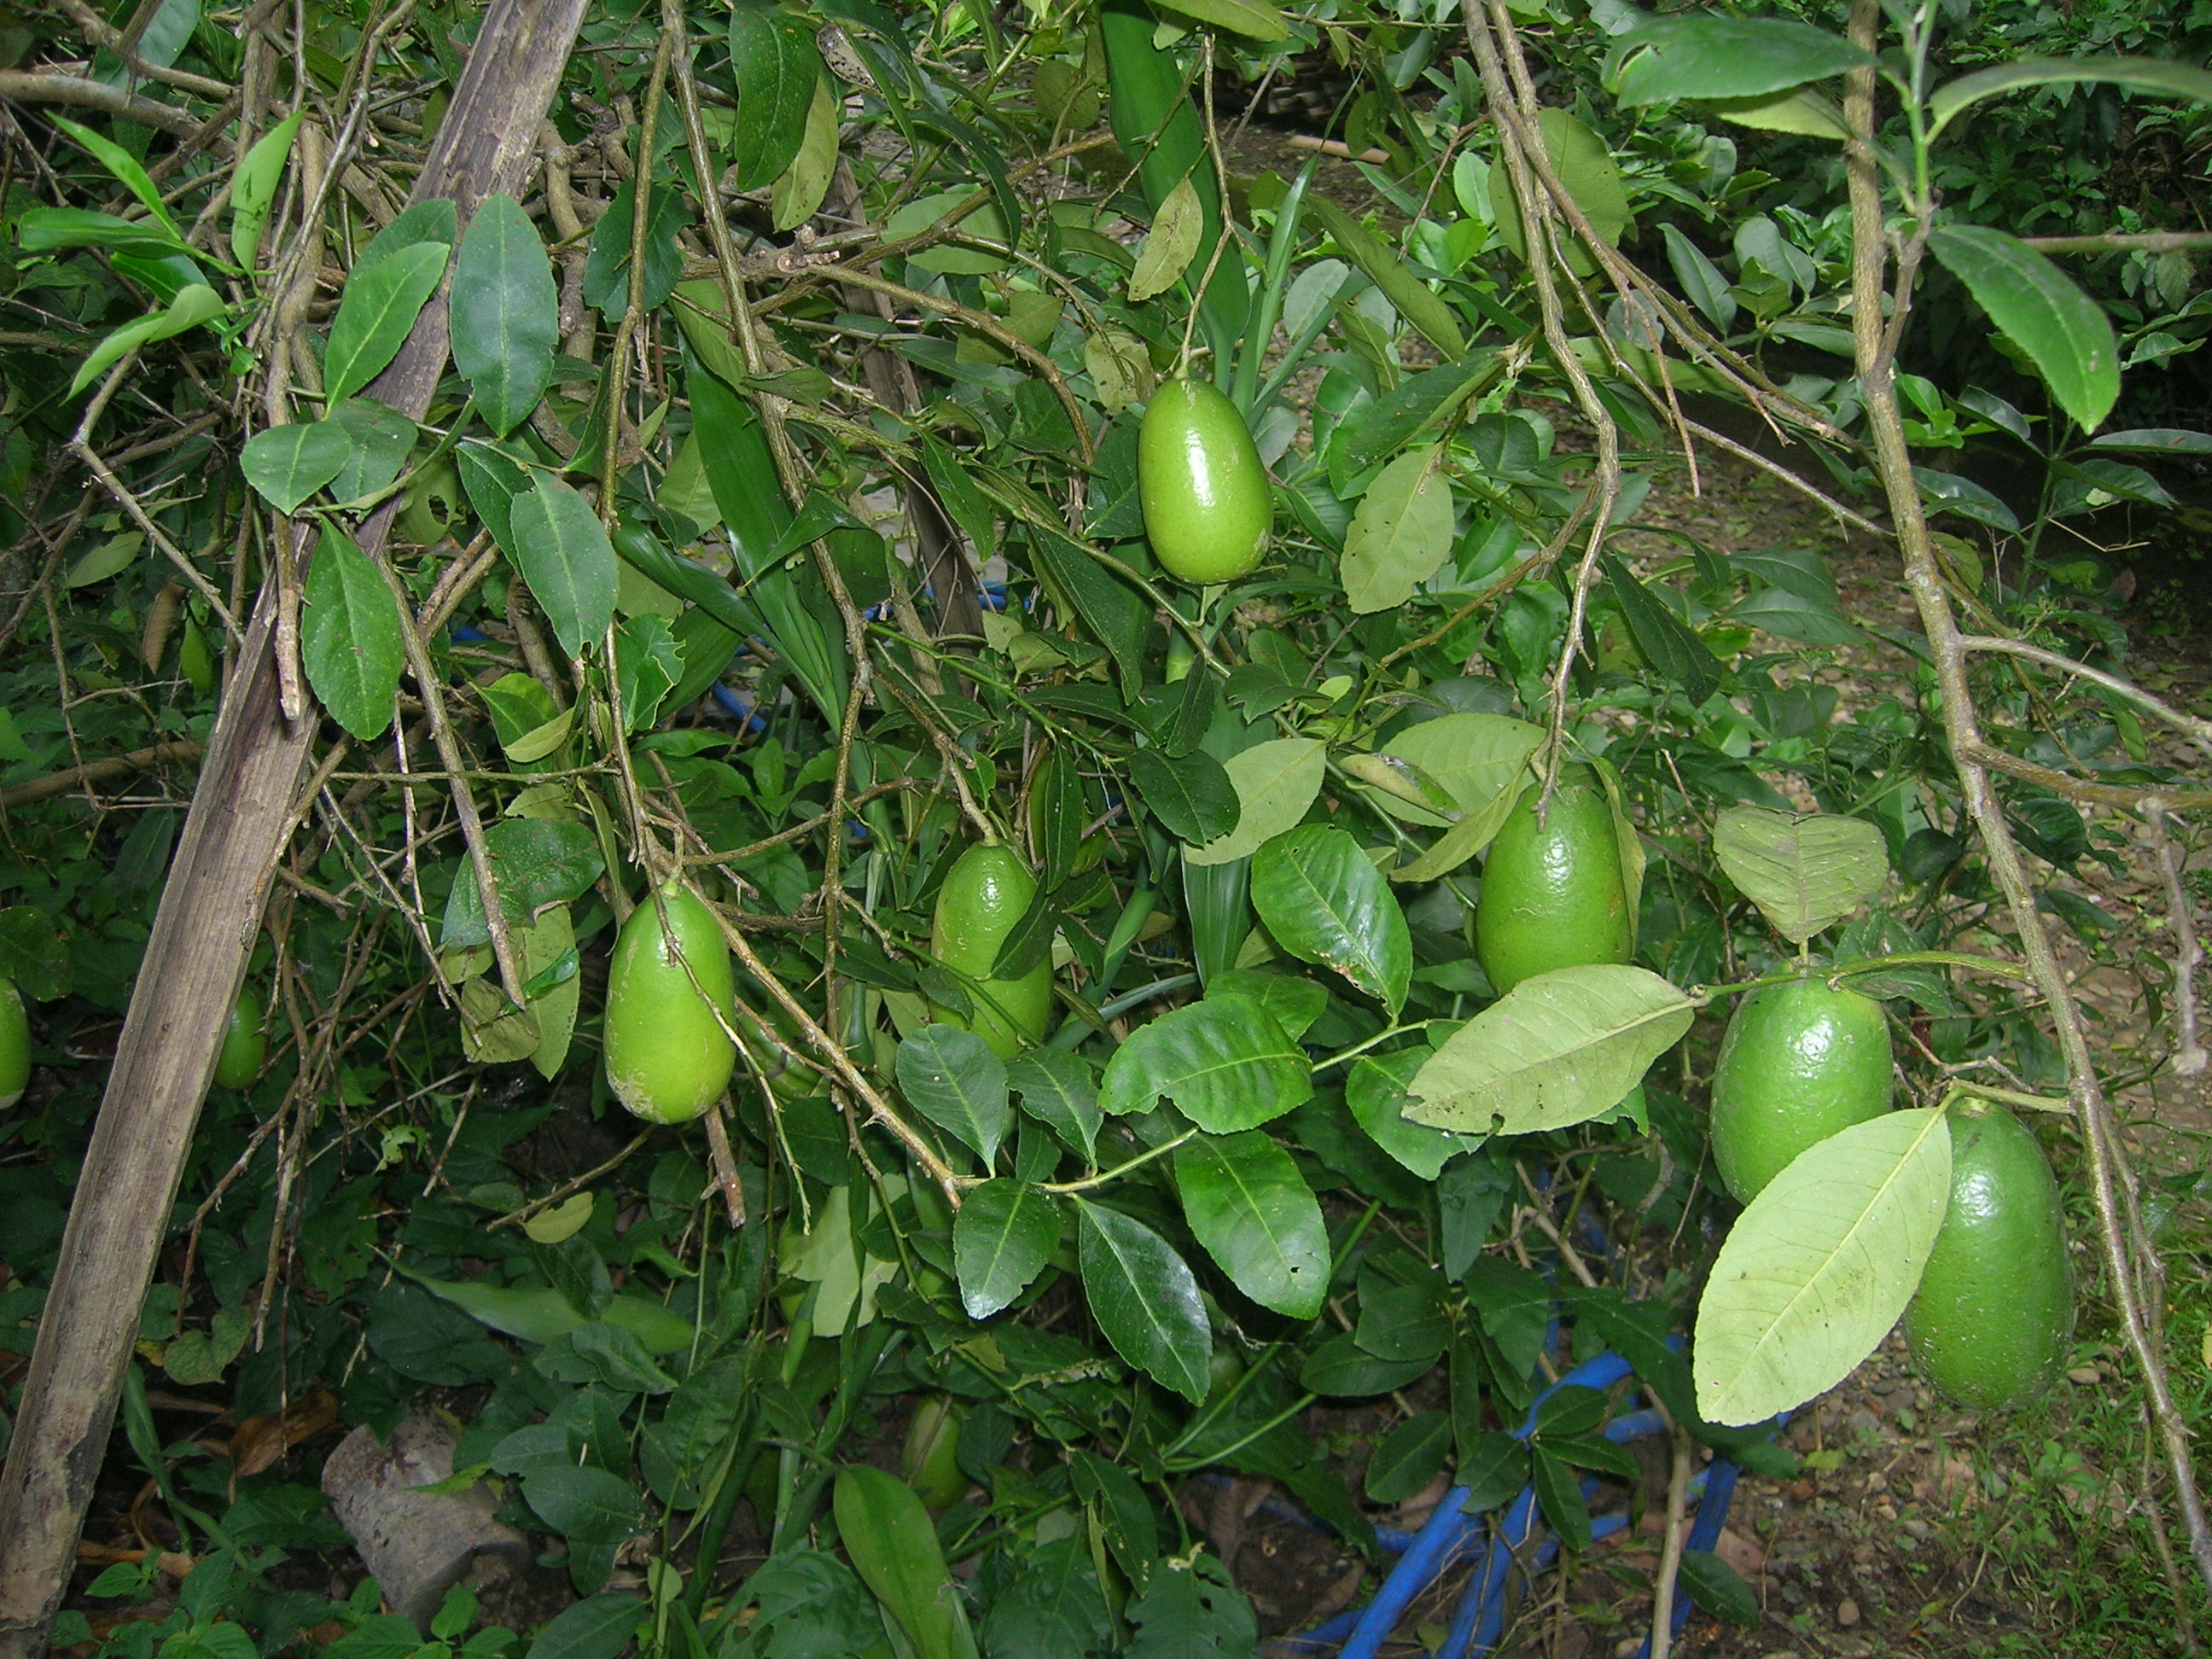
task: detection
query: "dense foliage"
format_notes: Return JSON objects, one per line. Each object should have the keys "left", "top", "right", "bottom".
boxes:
{"left": 0, "top": 0, "right": 2208, "bottom": 1653}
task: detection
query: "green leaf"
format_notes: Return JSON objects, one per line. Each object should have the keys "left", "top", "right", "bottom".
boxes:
{"left": 1126, "top": 1553, "right": 1259, "bottom": 1659}
{"left": 952, "top": 1179, "right": 1060, "bottom": 1318}
{"left": 439, "top": 818, "right": 605, "bottom": 949}
{"left": 582, "top": 183, "right": 687, "bottom": 315}
{"left": 1658, "top": 224, "right": 1737, "bottom": 332}
{"left": 917, "top": 434, "right": 998, "bottom": 559}
{"left": 1929, "top": 55, "right": 2212, "bottom": 142}
{"left": 729, "top": 0, "right": 827, "bottom": 190}
{"left": 240, "top": 420, "right": 352, "bottom": 515}
{"left": 327, "top": 398, "right": 419, "bottom": 504}
{"left": 1709, "top": 88, "right": 1850, "bottom": 141}
{"left": 508, "top": 477, "right": 619, "bottom": 658}
{"left": 1728, "top": 587, "right": 1866, "bottom": 645}
{"left": 1252, "top": 826, "right": 1411, "bottom": 1015}
{"left": 526, "top": 1464, "right": 643, "bottom": 1544}
{"left": 1206, "top": 969, "right": 1327, "bottom": 1041}
{"left": 524, "top": 1595, "right": 642, "bottom": 1659}
{"left": 0, "top": 908, "right": 73, "bottom": 1002}
{"left": 1457, "top": 1430, "right": 1531, "bottom": 1511}
{"left": 18, "top": 207, "right": 191, "bottom": 259}
{"left": 230, "top": 112, "right": 304, "bottom": 271}
{"left": 49, "top": 116, "right": 182, "bottom": 242}
{"left": 1127, "top": 746, "right": 1239, "bottom": 844}
{"left": 1601, "top": 555, "right": 1722, "bottom": 704}
{"left": 1173, "top": 1130, "right": 1328, "bottom": 1318}
{"left": 896, "top": 1024, "right": 1012, "bottom": 1165}
{"left": 1305, "top": 196, "right": 1464, "bottom": 358}
{"left": 353, "top": 200, "right": 460, "bottom": 280}
{"left": 1491, "top": 109, "right": 1630, "bottom": 278}
{"left": 1030, "top": 530, "right": 1148, "bottom": 702}
{"left": 1610, "top": 16, "right": 1870, "bottom": 104}
{"left": 614, "top": 612, "right": 683, "bottom": 731}
{"left": 1150, "top": 0, "right": 1286, "bottom": 40}
{"left": 301, "top": 525, "right": 405, "bottom": 742}
{"left": 1342, "top": 445, "right": 1454, "bottom": 614}
{"left": 1184, "top": 737, "right": 1325, "bottom": 867}
{"left": 1928, "top": 225, "right": 2118, "bottom": 433}
{"left": 1712, "top": 806, "right": 1889, "bottom": 944}
{"left": 1299, "top": 1331, "right": 1430, "bottom": 1397}
{"left": 324, "top": 240, "right": 449, "bottom": 405}
{"left": 1348, "top": 1047, "right": 1486, "bottom": 1179}
{"left": 1009, "top": 1046, "right": 1102, "bottom": 1160}
{"left": 771, "top": 79, "right": 839, "bottom": 234}
{"left": 1372, "top": 712, "right": 1545, "bottom": 831}
{"left": 1355, "top": 1281, "right": 1449, "bottom": 1362}
{"left": 1407, "top": 964, "right": 1696, "bottom": 1136}
{"left": 1365, "top": 1411, "right": 1451, "bottom": 1503}
{"left": 451, "top": 194, "right": 558, "bottom": 438}
{"left": 1679, "top": 1549, "right": 1761, "bottom": 1625}
{"left": 1530, "top": 1447, "right": 1591, "bottom": 1551}
{"left": 1074, "top": 1198, "right": 1211, "bottom": 1403}
{"left": 1129, "top": 175, "right": 1204, "bottom": 302}
{"left": 1097, "top": 995, "right": 1313, "bottom": 1132}
{"left": 1693, "top": 1109, "right": 1953, "bottom": 1426}
{"left": 69, "top": 283, "right": 224, "bottom": 397}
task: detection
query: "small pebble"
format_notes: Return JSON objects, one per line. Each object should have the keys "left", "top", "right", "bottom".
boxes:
{"left": 1838, "top": 1598, "right": 1862, "bottom": 1627}
{"left": 2069, "top": 1366, "right": 2102, "bottom": 1384}
{"left": 1903, "top": 1519, "right": 1930, "bottom": 1540}
{"left": 1615, "top": 1641, "right": 1642, "bottom": 1659}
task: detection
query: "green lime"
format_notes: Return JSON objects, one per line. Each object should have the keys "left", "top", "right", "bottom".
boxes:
{"left": 1709, "top": 978, "right": 1892, "bottom": 1203}
{"left": 1139, "top": 380, "right": 1272, "bottom": 585}
{"left": 930, "top": 842, "right": 1052, "bottom": 1059}
{"left": 1474, "top": 771, "right": 1632, "bottom": 994}
{"left": 212, "top": 984, "right": 268, "bottom": 1091}
{"left": 605, "top": 882, "right": 736, "bottom": 1124}
{"left": 1905, "top": 1104, "right": 2073, "bottom": 1411}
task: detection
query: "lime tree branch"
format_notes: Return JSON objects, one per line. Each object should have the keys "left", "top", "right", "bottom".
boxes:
{"left": 1842, "top": 0, "right": 2212, "bottom": 1595}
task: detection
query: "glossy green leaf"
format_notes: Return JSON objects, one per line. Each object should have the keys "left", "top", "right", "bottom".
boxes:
{"left": 325, "top": 240, "right": 448, "bottom": 405}
{"left": 1184, "top": 737, "right": 1325, "bottom": 867}
{"left": 1331, "top": 356, "right": 1499, "bottom": 483}
{"left": 1658, "top": 224, "right": 1737, "bottom": 332}
{"left": 1695, "top": 1109, "right": 1951, "bottom": 1425}
{"left": 1097, "top": 995, "right": 1312, "bottom": 1132}
{"left": 1530, "top": 1447, "right": 1591, "bottom": 1551}
{"left": 327, "top": 398, "right": 418, "bottom": 504}
{"left": 1407, "top": 964, "right": 1696, "bottom": 1136}
{"left": 952, "top": 1179, "right": 1060, "bottom": 1318}
{"left": 1348, "top": 1047, "right": 1487, "bottom": 1179}
{"left": 49, "top": 117, "right": 182, "bottom": 242}
{"left": 353, "top": 200, "right": 459, "bottom": 279}
{"left": 69, "top": 283, "right": 224, "bottom": 397}
{"left": 1008, "top": 1046, "right": 1102, "bottom": 1159}
{"left": 1343, "top": 445, "right": 1454, "bottom": 614}
{"left": 451, "top": 194, "right": 558, "bottom": 437}
{"left": 19, "top": 207, "right": 192, "bottom": 259}
{"left": 300, "top": 525, "right": 405, "bottom": 742}
{"left": 835, "top": 1465, "right": 979, "bottom": 1659}
{"left": 507, "top": 477, "right": 619, "bottom": 659}
{"left": 1174, "top": 1130, "right": 1327, "bottom": 1318}
{"left": 1355, "top": 1281, "right": 1449, "bottom": 1362}
{"left": 730, "top": 0, "right": 826, "bottom": 190}
{"left": 1252, "top": 825, "right": 1412, "bottom": 1014}
{"left": 1610, "top": 15, "right": 1870, "bottom": 104}
{"left": 1929, "top": 55, "right": 2212, "bottom": 141}
{"left": 896, "top": 1024, "right": 1012, "bottom": 1165}
{"left": 1372, "top": 713, "right": 1545, "bottom": 833}
{"left": 1205, "top": 969, "right": 1327, "bottom": 1041}
{"left": 240, "top": 419, "right": 352, "bottom": 515}
{"left": 1928, "top": 225, "right": 2118, "bottom": 433}
{"left": 1075, "top": 1198, "right": 1211, "bottom": 1402}
{"left": 1127, "top": 746, "right": 1239, "bottom": 844}
{"left": 1712, "top": 806, "right": 1889, "bottom": 944}
{"left": 230, "top": 113, "right": 304, "bottom": 271}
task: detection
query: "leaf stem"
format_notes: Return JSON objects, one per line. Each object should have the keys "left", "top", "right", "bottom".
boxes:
{"left": 1041, "top": 1127, "right": 1198, "bottom": 1195}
